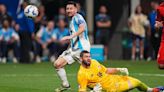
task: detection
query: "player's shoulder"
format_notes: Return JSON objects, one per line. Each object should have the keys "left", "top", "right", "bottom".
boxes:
{"left": 91, "top": 59, "right": 97, "bottom": 62}
{"left": 75, "top": 13, "right": 84, "bottom": 20}
{"left": 76, "top": 13, "right": 83, "bottom": 17}
{"left": 91, "top": 59, "right": 100, "bottom": 64}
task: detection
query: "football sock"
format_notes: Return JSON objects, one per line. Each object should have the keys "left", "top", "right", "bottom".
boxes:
{"left": 137, "top": 82, "right": 149, "bottom": 91}
{"left": 147, "top": 88, "right": 153, "bottom": 92}
{"left": 56, "top": 68, "right": 69, "bottom": 87}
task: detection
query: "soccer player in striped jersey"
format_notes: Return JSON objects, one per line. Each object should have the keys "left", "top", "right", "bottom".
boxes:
{"left": 54, "top": 1, "right": 90, "bottom": 91}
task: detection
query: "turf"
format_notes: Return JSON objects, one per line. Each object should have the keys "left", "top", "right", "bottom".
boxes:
{"left": 0, "top": 60, "right": 164, "bottom": 92}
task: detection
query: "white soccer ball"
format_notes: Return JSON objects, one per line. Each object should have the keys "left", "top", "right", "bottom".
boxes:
{"left": 24, "top": 5, "right": 39, "bottom": 18}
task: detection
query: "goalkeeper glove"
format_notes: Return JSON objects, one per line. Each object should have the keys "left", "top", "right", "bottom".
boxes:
{"left": 116, "top": 68, "right": 129, "bottom": 75}
{"left": 90, "top": 83, "right": 102, "bottom": 92}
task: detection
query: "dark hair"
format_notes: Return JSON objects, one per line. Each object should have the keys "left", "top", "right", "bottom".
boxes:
{"left": 135, "top": 5, "right": 142, "bottom": 14}
{"left": 80, "top": 50, "right": 90, "bottom": 57}
{"left": 66, "top": 1, "right": 77, "bottom": 7}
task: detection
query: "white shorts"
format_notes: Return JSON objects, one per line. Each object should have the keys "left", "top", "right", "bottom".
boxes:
{"left": 59, "top": 48, "right": 81, "bottom": 64}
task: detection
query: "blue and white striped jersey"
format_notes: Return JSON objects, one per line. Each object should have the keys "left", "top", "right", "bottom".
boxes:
{"left": 69, "top": 13, "right": 90, "bottom": 51}
{"left": 0, "top": 28, "right": 19, "bottom": 42}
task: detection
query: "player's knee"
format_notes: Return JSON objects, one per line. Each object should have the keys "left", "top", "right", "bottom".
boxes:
{"left": 54, "top": 57, "right": 67, "bottom": 69}
{"left": 54, "top": 61, "right": 61, "bottom": 69}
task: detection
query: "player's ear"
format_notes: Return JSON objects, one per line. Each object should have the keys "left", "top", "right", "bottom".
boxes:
{"left": 75, "top": 7, "right": 78, "bottom": 13}
{"left": 80, "top": 58, "right": 82, "bottom": 62}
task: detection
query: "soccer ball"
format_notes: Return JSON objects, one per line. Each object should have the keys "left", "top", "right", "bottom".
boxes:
{"left": 24, "top": 5, "right": 39, "bottom": 18}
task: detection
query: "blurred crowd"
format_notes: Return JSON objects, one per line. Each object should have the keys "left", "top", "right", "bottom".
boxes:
{"left": 0, "top": 1, "right": 162, "bottom": 63}
{"left": 128, "top": 1, "right": 161, "bottom": 61}
{"left": 94, "top": 1, "right": 161, "bottom": 61}
{"left": 0, "top": 1, "right": 71, "bottom": 63}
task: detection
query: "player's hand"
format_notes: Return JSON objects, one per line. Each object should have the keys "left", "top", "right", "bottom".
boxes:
{"left": 155, "top": 21, "right": 163, "bottom": 28}
{"left": 60, "top": 36, "right": 72, "bottom": 42}
{"left": 116, "top": 68, "right": 129, "bottom": 76}
{"left": 92, "top": 83, "right": 102, "bottom": 92}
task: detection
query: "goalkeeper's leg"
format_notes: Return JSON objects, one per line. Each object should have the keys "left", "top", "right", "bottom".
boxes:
{"left": 128, "top": 77, "right": 154, "bottom": 92}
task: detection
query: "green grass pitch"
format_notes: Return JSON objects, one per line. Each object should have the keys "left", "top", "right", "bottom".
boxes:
{"left": 0, "top": 60, "right": 164, "bottom": 92}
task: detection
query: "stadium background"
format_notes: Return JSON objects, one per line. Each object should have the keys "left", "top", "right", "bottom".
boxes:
{"left": 41, "top": 0, "right": 163, "bottom": 60}
{"left": 0, "top": 0, "right": 164, "bottom": 92}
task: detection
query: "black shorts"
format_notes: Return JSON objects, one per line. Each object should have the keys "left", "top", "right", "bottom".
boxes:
{"left": 131, "top": 33, "right": 144, "bottom": 41}
{"left": 95, "top": 30, "right": 109, "bottom": 45}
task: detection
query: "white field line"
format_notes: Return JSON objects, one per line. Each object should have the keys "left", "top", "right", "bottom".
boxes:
{"left": 0, "top": 73, "right": 164, "bottom": 77}
{"left": 133, "top": 73, "right": 164, "bottom": 77}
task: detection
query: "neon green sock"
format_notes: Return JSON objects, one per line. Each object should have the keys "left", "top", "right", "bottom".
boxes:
{"left": 137, "top": 82, "right": 149, "bottom": 91}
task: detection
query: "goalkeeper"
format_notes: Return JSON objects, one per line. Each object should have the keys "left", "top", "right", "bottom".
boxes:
{"left": 78, "top": 50, "right": 163, "bottom": 92}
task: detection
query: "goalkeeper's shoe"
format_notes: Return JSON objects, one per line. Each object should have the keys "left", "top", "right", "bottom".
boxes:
{"left": 55, "top": 85, "right": 71, "bottom": 92}
{"left": 157, "top": 86, "right": 164, "bottom": 92}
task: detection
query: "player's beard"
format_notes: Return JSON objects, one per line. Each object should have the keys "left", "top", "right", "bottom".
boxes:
{"left": 67, "top": 12, "right": 73, "bottom": 17}
{"left": 82, "top": 60, "right": 91, "bottom": 67}
{"left": 67, "top": 11, "right": 76, "bottom": 18}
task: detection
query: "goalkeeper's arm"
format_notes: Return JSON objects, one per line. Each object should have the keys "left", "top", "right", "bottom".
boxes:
{"left": 106, "top": 68, "right": 129, "bottom": 75}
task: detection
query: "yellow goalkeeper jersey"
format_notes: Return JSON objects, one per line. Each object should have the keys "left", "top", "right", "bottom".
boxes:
{"left": 77, "top": 59, "right": 134, "bottom": 92}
